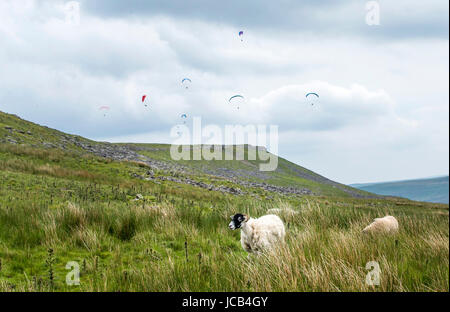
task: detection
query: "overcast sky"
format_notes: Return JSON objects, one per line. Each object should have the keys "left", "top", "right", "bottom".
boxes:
{"left": 0, "top": 0, "right": 448, "bottom": 184}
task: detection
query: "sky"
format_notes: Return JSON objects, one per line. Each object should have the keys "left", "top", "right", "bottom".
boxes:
{"left": 0, "top": 0, "right": 448, "bottom": 184}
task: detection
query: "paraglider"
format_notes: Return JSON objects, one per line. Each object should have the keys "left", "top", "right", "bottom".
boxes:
{"left": 238, "top": 31, "right": 244, "bottom": 41}
{"left": 306, "top": 92, "right": 319, "bottom": 106}
{"left": 142, "top": 95, "right": 148, "bottom": 107}
{"left": 181, "top": 113, "right": 187, "bottom": 124}
{"left": 229, "top": 95, "right": 244, "bottom": 110}
{"left": 99, "top": 106, "right": 110, "bottom": 117}
{"left": 182, "top": 78, "right": 192, "bottom": 89}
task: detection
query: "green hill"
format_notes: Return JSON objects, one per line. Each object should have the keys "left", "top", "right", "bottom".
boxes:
{"left": 0, "top": 110, "right": 448, "bottom": 292}
{"left": 0, "top": 111, "right": 371, "bottom": 199}
{"left": 351, "top": 176, "right": 449, "bottom": 204}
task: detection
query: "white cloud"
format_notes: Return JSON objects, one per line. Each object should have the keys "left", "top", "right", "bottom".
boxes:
{"left": 243, "top": 82, "right": 395, "bottom": 131}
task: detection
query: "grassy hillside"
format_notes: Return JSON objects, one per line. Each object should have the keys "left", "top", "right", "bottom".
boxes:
{"left": 0, "top": 111, "right": 448, "bottom": 292}
{"left": 0, "top": 112, "right": 371, "bottom": 198}
{"left": 352, "top": 176, "right": 449, "bottom": 204}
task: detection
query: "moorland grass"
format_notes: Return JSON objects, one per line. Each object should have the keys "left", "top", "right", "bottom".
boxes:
{"left": 0, "top": 161, "right": 448, "bottom": 292}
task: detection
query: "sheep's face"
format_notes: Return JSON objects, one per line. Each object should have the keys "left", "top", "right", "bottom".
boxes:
{"left": 229, "top": 213, "right": 248, "bottom": 230}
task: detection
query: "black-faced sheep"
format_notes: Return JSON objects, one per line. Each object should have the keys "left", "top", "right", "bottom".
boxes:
{"left": 228, "top": 213, "right": 286, "bottom": 254}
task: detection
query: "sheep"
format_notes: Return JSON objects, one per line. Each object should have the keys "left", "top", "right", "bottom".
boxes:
{"left": 362, "top": 215, "right": 399, "bottom": 234}
{"left": 228, "top": 213, "right": 285, "bottom": 254}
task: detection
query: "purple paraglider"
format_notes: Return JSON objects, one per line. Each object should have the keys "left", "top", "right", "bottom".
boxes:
{"left": 239, "top": 31, "right": 244, "bottom": 41}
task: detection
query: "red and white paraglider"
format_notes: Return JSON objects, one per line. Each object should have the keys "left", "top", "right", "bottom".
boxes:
{"left": 142, "top": 95, "right": 148, "bottom": 107}
{"left": 99, "top": 106, "right": 110, "bottom": 117}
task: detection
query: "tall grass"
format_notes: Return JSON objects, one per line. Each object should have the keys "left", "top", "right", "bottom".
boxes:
{"left": 0, "top": 169, "right": 448, "bottom": 291}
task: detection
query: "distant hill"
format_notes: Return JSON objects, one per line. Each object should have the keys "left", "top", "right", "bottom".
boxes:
{"left": 351, "top": 176, "right": 449, "bottom": 204}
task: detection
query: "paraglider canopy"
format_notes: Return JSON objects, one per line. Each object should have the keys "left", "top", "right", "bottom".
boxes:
{"left": 306, "top": 92, "right": 319, "bottom": 98}
{"left": 229, "top": 95, "right": 244, "bottom": 102}
{"left": 180, "top": 113, "right": 187, "bottom": 124}
{"left": 238, "top": 31, "right": 244, "bottom": 41}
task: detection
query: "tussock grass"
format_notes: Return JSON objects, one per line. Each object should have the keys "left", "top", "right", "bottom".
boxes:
{"left": 0, "top": 168, "right": 447, "bottom": 292}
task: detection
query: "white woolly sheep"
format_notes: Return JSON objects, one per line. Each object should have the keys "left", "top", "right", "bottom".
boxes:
{"left": 228, "top": 213, "right": 286, "bottom": 254}
{"left": 362, "top": 215, "right": 399, "bottom": 234}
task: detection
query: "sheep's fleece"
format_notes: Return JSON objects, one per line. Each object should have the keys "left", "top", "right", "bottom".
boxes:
{"left": 363, "top": 215, "right": 399, "bottom": 234}
{"left": 229, "top": 214, "right": 286, "bottom": 253}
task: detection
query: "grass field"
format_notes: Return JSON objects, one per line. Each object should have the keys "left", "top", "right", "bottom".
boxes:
{"left": 0, "top": 142, "right": 448, "bottom": 292}
{"left": 0, "top": 111, "right": 448, "bottom": 292}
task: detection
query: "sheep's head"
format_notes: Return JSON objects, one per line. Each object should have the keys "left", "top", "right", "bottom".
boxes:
{"left": 228, "top": 213, "right": 249, "bottom": 230}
